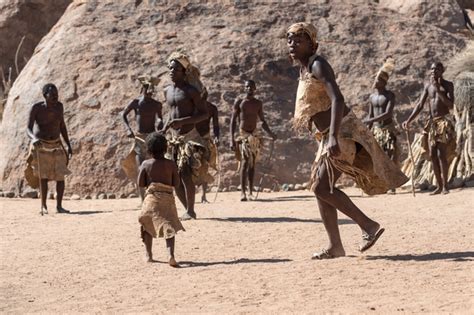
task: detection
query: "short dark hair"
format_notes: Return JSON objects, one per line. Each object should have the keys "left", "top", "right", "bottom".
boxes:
{"left": 42, "top": 83, "right": 57, "bottom": 96}
{"left": 245, "top": 80, "right": 256, "bottom": 88}
{"left": 146, "top": 132, "right": 167, "bottom": 158}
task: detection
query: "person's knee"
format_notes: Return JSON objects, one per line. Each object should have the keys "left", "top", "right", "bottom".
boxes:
{"left": 313, "top": 178, "right": 332, "bottom": 199}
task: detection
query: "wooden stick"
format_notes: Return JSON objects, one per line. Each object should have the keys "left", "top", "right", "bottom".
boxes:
{"left": 14, "top": 36, "right": 26, "bottom": 76}
{"left": 405, "top": 129, "right": 416, "bottom": 197}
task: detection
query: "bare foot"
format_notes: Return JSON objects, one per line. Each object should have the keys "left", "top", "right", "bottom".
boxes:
{"left": 429, "top": 187, "right": 442, "bottom": 195}
{"left": 169, "top": 256, "right": 179, "bottom": 268}
{"left": 248, "top": 193, "right": 256, "bottom": 201}
{"left": 201, "top": 196, "right": 209, "bottom": 203}
{"left": 40, "top": 206, "right": 48, "bottom": 215}
{"left": 442, "top": 188, "right": 450, "bottom": 195}
{"left": 146, "top": 254, "right": 153, "bottom": 263}
{"left": 240, "top": 193, "right": 247, "bottom": 202}
{"left": 180, "top": 212, "right": 196, "bottom": 221}
{"left": 56, "top": 207, "right": 70, "bottom": 214}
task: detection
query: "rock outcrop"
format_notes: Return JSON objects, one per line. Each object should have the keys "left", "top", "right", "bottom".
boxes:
{"left": 0, "top": 0, "right": 468, "bottom": 195}
{"left": 0, "top": 0, "right": 72, "bottom": 84}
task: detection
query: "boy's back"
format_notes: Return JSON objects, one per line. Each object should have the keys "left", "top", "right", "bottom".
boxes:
{"left": 138, "top": 158, "right": 179, "bottom": 188}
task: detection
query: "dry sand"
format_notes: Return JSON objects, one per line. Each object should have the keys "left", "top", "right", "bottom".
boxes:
{"left": 1, "top": 187, "right": 473, "bottom": 313}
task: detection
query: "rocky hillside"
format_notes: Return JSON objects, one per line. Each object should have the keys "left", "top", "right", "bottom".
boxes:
{"left": 0, "top": 0, "right": 469, "bottom": 196}
{"left": 0, "top": 0, "right": 71, "bottom": 90}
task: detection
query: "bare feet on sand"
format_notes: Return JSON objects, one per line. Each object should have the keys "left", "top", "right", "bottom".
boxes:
{"left": 180, "top": 212, "right": 196, "bottom": 221}
{"left": 146, "top": 253, "right": 153, "bottom": 263}
{"left": 169, "top": 256, "right": 179, "bottom": 267}
{"left": 56, "top": 207, "right": 70, "bottom": 214}
{"left": 430, "top": 187, "right": 443, "bottom": 195}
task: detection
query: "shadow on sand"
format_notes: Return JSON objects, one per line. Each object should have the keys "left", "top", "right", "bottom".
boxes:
{"left": 252, "top": 194, "right": 314, "bottom": 202}
{"left": 366, "top": 251, "right": 474, "bottom": 262}
{"left": 69, "top": 210, "right": 113, "bottom": 215}
{"left": 178, "top": 257, "right": 292, "bottom": 268}
{"left": 201, "top": 216, "right": 354, "bottom": 224}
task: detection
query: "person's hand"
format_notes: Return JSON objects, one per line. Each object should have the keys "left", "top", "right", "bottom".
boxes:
{"left": 431, "top": 75, "right": 441, "bottom": 91}
{"left": 402, "top": 121, "right": 409, "bottom": 130}
{"left": 126, "top": 130, "right": 135, "bottom": 138}
{"left": 169, "top": 119, "right": 183, "bottom": 129}
{"left": 327, "top": 135, "right": 340, "bottom": 157}
{"left": 213, "top": 137, "right": 219, "bottom": 147}
{"left": 67, "top": 146, "right": 73, "bottom": 159}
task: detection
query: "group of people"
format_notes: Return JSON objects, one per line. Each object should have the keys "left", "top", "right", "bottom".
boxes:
{"left": 24, "top": 22, "right": 456, "bottom": 266}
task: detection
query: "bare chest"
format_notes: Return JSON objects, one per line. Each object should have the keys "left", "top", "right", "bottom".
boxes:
{"left": 166, "top": 87, "right": 194, "bottom": 116}
{"left": 36, "top": 107, "right": 62, "bottom": 127}
{"left": 370, "top": 94, "right": 389, "bottom": 109}
{"left": 136, "top": 99, "right": 159, "bottom": 115}
{"left": 240, "top": 100, "right": 260, "bottom": 116}
{"left": 427, "top": 84, "right": 447, "bottom": 99}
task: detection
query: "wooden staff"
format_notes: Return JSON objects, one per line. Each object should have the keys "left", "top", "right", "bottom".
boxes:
{"left": 405, "top": 129, "right": 416, "bottom": 197}
{"left": 213, "top": 144, "right": 221, "bottom": 203}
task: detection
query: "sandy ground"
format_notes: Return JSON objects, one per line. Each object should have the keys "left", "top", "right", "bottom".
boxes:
{"left": 1, "top": 187, "right": 473, "bottom": 313}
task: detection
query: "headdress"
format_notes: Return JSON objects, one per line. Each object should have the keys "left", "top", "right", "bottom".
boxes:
{"left": 287, "top": 22, "right": 318, "bottom": 47}
{"left": 375, "top": 57, "right": 395, "bottom": 83}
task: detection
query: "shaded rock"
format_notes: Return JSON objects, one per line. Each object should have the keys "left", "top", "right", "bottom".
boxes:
{"left": 0, "top": 0, "right": 72, "bottom": 83}
{"left": 0, "top": 1, "right": 467, "bottom": 195}
{"left": 281, "top": 184, "right": 289, "bottom": 192}
{"left": 70, "top": 194, "right": 81, "bottom": 200}
{"left": 4, "top": 191, "right": 15, "bottom": 198}
{"left": 119, "top": 193, "right": 127, "bottom": 199}
{"left": 107, "top": 193, "right": 116, "bottom": 199}
{"left": 228, "top": 185, "right": 237, "bottom": 192}
{"left": 464, "top": 179, "right": 474, "bottom": 188}
{"left": 84, "top": 195, "right": 92, "bottom": 199}
{"left": 288, "top": 184, "right": 295, "bottom": 191}
{"left": 294, "top": 184, "right": 303, "bottom": 191}
{"left": 128, "top": 193, "right": 138, "bottom": 198}
{"left": 450, "top": 177, "right": 465, "bottom": 189}
{"left": 263, "top": 188, "right": 271, "bottom": 193}
{"left": 97, "top": 193, "right": 107, "bottom": 200}
{"left": 21, "top": 188, "right": 38, "bottom": 198}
